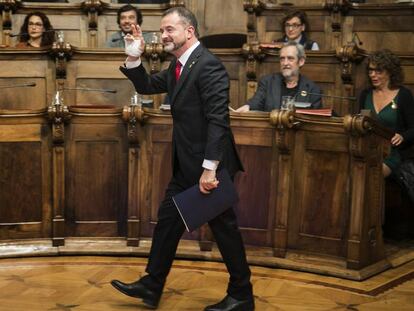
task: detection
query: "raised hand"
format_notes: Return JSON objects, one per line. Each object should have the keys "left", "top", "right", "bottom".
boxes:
{"left": 124, "top": 24, "right": 145, "bottom": 59}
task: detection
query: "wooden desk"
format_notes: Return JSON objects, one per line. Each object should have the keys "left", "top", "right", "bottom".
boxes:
{"left": 0, "top": 105, "right": 395, "bottom": 280}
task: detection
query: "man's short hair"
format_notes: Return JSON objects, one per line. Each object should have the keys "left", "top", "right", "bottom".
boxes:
{"left": 281, "top": 41, "right": 306, "bottom": 61}
{"left": 117, "top": 4, "right": 143, "bottom": 26}
{"left": 162, "top": 7, "right": 199, "bottom": 38}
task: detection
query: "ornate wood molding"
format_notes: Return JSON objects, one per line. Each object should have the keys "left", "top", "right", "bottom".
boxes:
{"left": 242, "top": 42, "right": 265, "bottom": 81}
{"left": 0, "top": 0, "right": 20, "bottom": 30}
{"left": 47, "top": 91, "right": 71, "bottom": 247}
{"left": 50, "top": 41, "right": 73, "bottom": 80}
{"left": 336, "top": 42, "right": 363, "bottom": 84}
{"left": 243, "top": 0, "right": 264, "bottom": 43}
{"left": 325, "top": 0, "right": 351, "bottom": 32}
{"left": 144, "top": 42, "right": 165, "bottom": 74}
{"left": 122, "top": 105, "right": 148, "bottom": 145}
{"left": 47, "top": 92, "right": 71, "bottom": 145}
{"left": 269, "top": 110, "right": 297, "bottom": 153}
{"left": 81, "top": 0, "right": 107, "bottom": 30}
{"left": 168, "top": 0, "right": 185, "bottom": 7}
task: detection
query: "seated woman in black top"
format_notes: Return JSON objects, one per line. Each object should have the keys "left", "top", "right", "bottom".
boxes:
{"left": 359, "top": 49, "right": 414, "bottom": 177}
{"left": 275, "top": 10, "right": 319, "bottom": 51}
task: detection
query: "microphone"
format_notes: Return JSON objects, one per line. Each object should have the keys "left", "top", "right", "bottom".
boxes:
{"left": 10, "top": 29, "right": 56, "bottom": 37}
{"left": 0, "top": 82, "right": 36, "bottom": 89}
{"left": 63, "top": 87, "right": 117, "bottom": 94}
{"left": 300, "top": 91, "right": 356, "bottom": 101}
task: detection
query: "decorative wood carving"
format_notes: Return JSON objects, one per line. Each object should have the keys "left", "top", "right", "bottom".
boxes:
{"left": 47, "top": 94, "right": 71, "bottom": 247}
{"left": 269, "top": 109, "right": 296, "bottom": 258}
{"left": 122, "top": 105, "right": 148, "bottom": 246}
{"left": 0, "top": 0, "right": 20, "bottom": 29}
{"left": 242, "top": 42, "right": 265, "bottom": 81}
{"left": 243, "top": 0, "right": 264, "bottom": 43}
{"left": 50, "top": 41, "right": 73, "bottom": 80}
{"left": 81, "top": 0, "right": 107, "bottom": 30}
{"left": 0, "top": 0, "right": 20, "bottom": 46}
{"left": 122, "top": 105, "right": 148, "bottom": 145}
{"left": 168, "top": 0, "right": 185, "bottom": 7}
{"left": 336, "top": 42, "right": 364, "bottom": 84}
{"left": 325, "top": 0, "right": 351, "bottom": 32}
{"left": 144, "top": 43, "right": 165, "bottom": 74}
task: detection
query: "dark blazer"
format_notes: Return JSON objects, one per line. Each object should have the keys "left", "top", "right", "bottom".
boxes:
{"left": 359, "top": 86, "right": 414, "bottom": 157}
{"left": 247, "top": 73, "right": 322, "bottom": 112}
{"left": 120, "top": 44, "right": 243, "bottom": 185}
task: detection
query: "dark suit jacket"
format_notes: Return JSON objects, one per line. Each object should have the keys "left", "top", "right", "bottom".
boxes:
{"left": 120, "top": 44, "right": 243, "bottom": 186}
{"left": 247, "top": 73, "right": 322, "bottom": 111}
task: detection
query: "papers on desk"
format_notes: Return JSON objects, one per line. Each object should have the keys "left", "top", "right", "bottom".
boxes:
{"left": 293, "top": 102, "right": 312, "bottom": 108}
{"left": 172, "top": 169, "right": 239, "bottom": 232}
{"left": 295, "top": 108, "right": 333, "bottom": 116}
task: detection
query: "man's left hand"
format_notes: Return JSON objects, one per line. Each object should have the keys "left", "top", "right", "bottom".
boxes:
{"left": 199, "top": 169, "right": 219, "bottom": 194}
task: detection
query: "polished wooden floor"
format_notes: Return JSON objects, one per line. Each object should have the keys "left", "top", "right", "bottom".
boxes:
{"left": 0, "top": 255, "right": 413, "bottom": 311}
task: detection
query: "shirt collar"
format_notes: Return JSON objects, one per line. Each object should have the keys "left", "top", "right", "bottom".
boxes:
{"left": 178, "top": 41, "right": 200, "bottom": 67}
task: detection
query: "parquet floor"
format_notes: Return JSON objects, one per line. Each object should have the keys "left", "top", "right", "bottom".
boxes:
{"left": 0, "top": 256, "right": 413, "bottom": 310}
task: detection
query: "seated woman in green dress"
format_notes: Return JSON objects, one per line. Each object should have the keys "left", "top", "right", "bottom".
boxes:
{"left": 359, "top": 49, "right": 414, "bottom": 177}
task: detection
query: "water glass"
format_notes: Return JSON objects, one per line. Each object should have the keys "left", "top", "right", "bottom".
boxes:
{"left": 281, "top": 96, "right": 294, "bottom": 111}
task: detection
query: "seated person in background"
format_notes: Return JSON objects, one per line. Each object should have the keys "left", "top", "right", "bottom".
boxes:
{"left": 236, "top": 41, "right": 322, "bottom": 112}
{"left": 358, "top": 49, "right": 414, "bottom": 177}
{"left": 15, "top": 12, "right": 55, "bottom": 48}
{"left": 274, "top": 10, "right": 319, "bottom": 51}
{"left": 106, "top": 4, "right": 149, "bottom": 48}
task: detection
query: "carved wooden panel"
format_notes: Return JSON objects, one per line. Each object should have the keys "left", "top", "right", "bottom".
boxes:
{"left": 288, "top": 131, "right": 350, "bottom": 257}
{"left": 232, "top": 120, "right": 275, "bottom": 247}
{"left": 0, "top": 122, "right": 51, "bottom": 240}
{"left": 65, "top": 120, "right": 128, "bottom": 237}
{"left": 0, "top": 57, "right": 53, "bottom": 109}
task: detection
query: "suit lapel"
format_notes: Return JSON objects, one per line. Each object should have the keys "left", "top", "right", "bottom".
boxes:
{"left": 170, "top": 44, "right": 203, "bottom": 106}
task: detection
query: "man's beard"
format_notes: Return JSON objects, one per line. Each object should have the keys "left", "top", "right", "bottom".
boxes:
{"left": 282, "top": 67, "right": 299, "bottom": 80}
{"left": 163, "top": 39, "right": 185, "bottom": 53}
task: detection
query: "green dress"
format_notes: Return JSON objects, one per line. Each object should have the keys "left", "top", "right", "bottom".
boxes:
{"left": 364, "top": 90, "right": 401, "bottom": 171}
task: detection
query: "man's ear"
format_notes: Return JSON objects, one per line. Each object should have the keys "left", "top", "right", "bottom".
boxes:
{"left": 298, "top": 57, "right": 305, "bottom": 68}
{"left": 187, "top": 26, "right": 195, "bottom": 39}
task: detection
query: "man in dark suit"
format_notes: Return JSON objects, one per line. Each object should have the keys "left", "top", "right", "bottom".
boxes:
{"left": 110, "top": 7, "right": 254, "bottom": 311}
{"left": 236, "top": 41, "right": 322, "bottom": 112}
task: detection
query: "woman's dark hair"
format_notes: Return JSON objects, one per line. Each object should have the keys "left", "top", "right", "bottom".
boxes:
{"left": 117, "top": 4, "right": 143, "bottom": 26}
{"left": 281, "top": 10, "right": 310, "bottom": 34}
{"left": 367, "top": 49, "right": 404, "bottom": 89}
{"left": 19, "top": 11, "right": 55, "bottom": 47}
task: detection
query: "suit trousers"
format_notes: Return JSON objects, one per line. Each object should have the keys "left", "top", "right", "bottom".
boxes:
{"left": 140, "top": 172, "right": 253, "bottom": 300}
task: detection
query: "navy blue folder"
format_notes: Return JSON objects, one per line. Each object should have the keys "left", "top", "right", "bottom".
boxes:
{"left": 172, "top": 169, "right": 239, "bottom": 232}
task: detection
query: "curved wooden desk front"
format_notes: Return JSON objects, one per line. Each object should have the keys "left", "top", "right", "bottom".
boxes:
{"left": 0, "top": 106, "right": 392, "bottom": 280}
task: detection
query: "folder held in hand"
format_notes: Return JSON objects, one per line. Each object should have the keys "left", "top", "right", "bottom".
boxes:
{"left": 172, "top": 169, "right": 239, "bottom": 232}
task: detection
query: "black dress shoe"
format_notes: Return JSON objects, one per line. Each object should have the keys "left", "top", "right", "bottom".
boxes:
{"left": 111, "top": 279, "right": 161, "bottom": 309}
{"left": 204, "top": 295, "right": 255, "bottom": 311}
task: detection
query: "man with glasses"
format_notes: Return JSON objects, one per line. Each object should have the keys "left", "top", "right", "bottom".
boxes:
{"left": 275, "top": 10, "right": 319, "bottom": 51}
{"left": 236, "top": 41, "right": 322, "bottom": 112}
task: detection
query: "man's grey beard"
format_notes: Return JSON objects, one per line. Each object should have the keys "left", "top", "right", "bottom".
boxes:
{"left": 164, "top": 40, "right": 185, "bottom": 53}
{"left": 282, "top": 68, "right": 299, "bottom": 81}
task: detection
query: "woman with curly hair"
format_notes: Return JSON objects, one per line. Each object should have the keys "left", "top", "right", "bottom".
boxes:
{"left": 359, "top": 49, "right": 414, "bottom": 177}
{"left": 15, "top": 12, "right": 55, "bottom": 48}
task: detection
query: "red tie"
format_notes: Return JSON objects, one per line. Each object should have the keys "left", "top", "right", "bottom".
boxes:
{"left": 175, "top": 61, "right": 182, "bottom": 81}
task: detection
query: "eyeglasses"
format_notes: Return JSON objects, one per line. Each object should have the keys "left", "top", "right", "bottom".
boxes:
{"left": 367, "top": 67, "right": 384, "bottom": 75}
{"left": 28, "top": 22, "right": 44, "bottom": 28}
{"left": 285, "top": 23, "right": 302, "bottom": 30}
